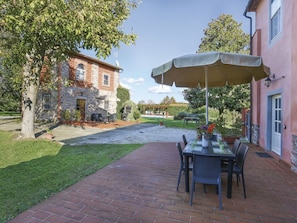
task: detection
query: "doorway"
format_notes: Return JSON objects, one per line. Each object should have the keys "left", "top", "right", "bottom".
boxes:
{"left": 76, "top": 99, "right": 86, "bottom": 121}
{"left": 271, "top": 94, "right": 282, "bottom": 155}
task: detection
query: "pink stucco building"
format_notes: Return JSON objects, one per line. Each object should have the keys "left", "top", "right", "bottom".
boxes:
{"left": 246, "top": 0, "right": 297, "bottom": 173}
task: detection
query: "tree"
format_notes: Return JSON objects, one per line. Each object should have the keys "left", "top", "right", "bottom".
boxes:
{"left": 0, "top": 0, "right": 138, "bottom": 138}
{"left": 160, "top": 96, "right": 170, "bottom": 104}
{"left": 0, "top": 58, "right": 22, "bottom": 111}
{"left": 169, "top": 96, "right": 177, "bottom": 104}
{"left": 116, "top": 85, "right": 130, "bottom": 119}
{"left": 160, "top": 96, "right": 177, "bottom": 105}
{"left": 183, "top": 14, "right": 250, "bottom": 117}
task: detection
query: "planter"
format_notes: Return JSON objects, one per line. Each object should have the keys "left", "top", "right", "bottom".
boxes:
{"left": 202, "top": 135, "right": 209, "bottom": 147}
{"left": 223, "top": 135, "right": 240, "bottom": 144}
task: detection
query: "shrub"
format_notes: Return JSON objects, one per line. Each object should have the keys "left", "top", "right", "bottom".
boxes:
{"left": 133, "top": 110, "right": 141, "bottom": 120}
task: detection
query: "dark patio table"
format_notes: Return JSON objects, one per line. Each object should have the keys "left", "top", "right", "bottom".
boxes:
{"left": 183, "top": 139, "right": 235, "bottom": 199}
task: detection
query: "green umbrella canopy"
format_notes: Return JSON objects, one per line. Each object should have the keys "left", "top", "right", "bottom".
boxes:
{"left": 151, "top": 51, "right": 270, "bottom": 124}
{"left": 151, "top": 51, "right": 269, "bottom": 88}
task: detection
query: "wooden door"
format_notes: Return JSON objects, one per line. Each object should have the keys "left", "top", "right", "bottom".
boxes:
{"left": 76, "top": 99, "right": 85, "bottom": 121}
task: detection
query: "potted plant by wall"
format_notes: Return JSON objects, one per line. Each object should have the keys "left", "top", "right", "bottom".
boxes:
{"left": 216, "top": 118, "right": 241, "bottom": 144}
{"left": 63, "top": 109, "right": 71, "bottom": 125}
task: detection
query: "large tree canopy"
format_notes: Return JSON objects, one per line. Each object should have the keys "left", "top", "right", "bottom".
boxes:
{"left": 183, "top": 14, "right": 250, "bottom": 118}
{"left": 0, "top": 0, "right": 138, "bottom": 138}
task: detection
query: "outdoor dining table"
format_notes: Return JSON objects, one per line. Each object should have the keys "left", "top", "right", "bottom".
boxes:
{"left": 183, "top": 139, "right": 235, "bottom": 199}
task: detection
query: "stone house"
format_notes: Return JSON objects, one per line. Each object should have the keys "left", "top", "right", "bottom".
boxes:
{"left": 35, "top": 53, "right": 121, "bottom": 123}
{"left": 245, "top": 0, "right": 297, "bottom": 173}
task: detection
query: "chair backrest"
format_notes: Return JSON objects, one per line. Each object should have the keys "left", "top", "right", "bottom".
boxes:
{"left": 182, "top": 134, "right": 188, "bottom": 146}
{"left": 193, "top": 154, "right": 221, "bottom": 183}
{"left": 176, "top": 142, "right": 184, "bottom": 165}
{"left": 232, "top": 139, "right": 241, "bottom": 155}
{"left": 210, "top": 134, "right": 218, "bottom": 141}
{"left": 235, "top": 143, "right": 249, "bottom": 171}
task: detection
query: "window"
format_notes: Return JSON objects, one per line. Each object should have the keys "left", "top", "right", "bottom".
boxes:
{"left": 76, "top": 63, "right": 85, "bottom": 81}
{"left": 270, "top": 0, "right": 281, "bottom": 40}
{"left": 43, "top": 94, "right": 50, "bottom": 110}
{"left": 103, "top": 73, "right": 110, "bottom": 86}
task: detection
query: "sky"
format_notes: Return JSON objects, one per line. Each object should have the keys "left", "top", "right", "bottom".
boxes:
{"left": 80, "top": 0, "right": 254, "bottom": 104}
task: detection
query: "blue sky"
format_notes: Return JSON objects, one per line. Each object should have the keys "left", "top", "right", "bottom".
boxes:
{"left": 80, "top": 0, "right": 253, "bottom": 104}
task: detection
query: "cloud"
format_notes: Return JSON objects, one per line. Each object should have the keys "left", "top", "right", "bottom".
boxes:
{"left": 148, "top": 85, "right": 171, "bottom": 94}
{"left": 122, "top": 77, "right": 144, "bottom": 85}
{"left": 120, "top": 82, "right": 132, "bottom": 91}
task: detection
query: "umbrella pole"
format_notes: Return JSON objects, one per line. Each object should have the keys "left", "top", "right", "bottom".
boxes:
{"left": 204, "top": 66, "right": 208, "bottom": 125}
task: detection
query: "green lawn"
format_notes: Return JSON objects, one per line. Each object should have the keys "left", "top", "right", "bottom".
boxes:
{"left": 0, "top": 131, "right": 142, "bottom": 223}
{"left": 139, "top": 116, "right": 198, "bottom": 130}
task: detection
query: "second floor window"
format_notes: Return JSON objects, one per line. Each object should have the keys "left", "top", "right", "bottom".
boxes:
{"left": 76, "top": 63, "right": 85, "bottom": 81}
{"left": 270, "top": 0, "right": 281, "bottom": 41}
{"left": 103, "top": 74, "right": 109, "bottom": 86}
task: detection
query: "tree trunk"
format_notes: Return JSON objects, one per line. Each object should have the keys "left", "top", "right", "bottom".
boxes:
{"left": 21, "top": 83, "right": 38, "bottom": 138}
{"left": 20, "top": 56, "right": 42, "bottom": 139}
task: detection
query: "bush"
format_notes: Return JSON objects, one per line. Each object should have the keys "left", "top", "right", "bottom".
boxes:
{"left": 75, "top": 110, "right": 81, "bottom": 121}
{"left": 63, "top": 109, "right": 71, "bottom": 120}
{"left": 174, "top": 112, "right": 192, "bottom": 120}
{"left": 133, "top": 110, "right": 141, "bottom": 120}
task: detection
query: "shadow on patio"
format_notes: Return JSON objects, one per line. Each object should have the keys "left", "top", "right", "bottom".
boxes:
{"left": 9, "top": 142, "right": 297, "bottom": 223}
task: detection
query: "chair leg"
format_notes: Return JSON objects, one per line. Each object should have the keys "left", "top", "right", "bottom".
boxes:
{"left": 190, "top": 180, "right": 195, "bottom": 205}
{"left": 218, "top": 182, "right": 223, "bottom": 210}
{"left": 241, "top": 173, "right": 247, "bottom": 199}
{"left": 236, "top": 174, "right": 240, "bottom": 186}
{"left": 177, "top": 168, "right": 182, "bottom": 191}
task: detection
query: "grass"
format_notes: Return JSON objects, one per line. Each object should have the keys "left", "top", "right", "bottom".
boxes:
{"left": 139, "top": 116, "right": 198, "bottom": 130}
{"left": 0, "top": 131, "right": 142, "bottom": 223}
{"left": 0, "top": 112, "right": 21, "bottom": 116}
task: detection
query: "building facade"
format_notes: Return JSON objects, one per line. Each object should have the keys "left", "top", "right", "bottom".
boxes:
{"left": 36, "top": 53, "right": 121, "bottom": 123}
{"left": 246, "top": 0, "right": 297, "bottom": 172}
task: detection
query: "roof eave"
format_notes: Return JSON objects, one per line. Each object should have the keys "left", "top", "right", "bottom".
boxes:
{"left": 245, "top": 0, "right": 261, "bottom": 12}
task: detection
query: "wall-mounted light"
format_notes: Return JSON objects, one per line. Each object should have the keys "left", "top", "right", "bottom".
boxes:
{"left": 264, "top": 74, "right": 285, "bottom": 88}
{"left": 264, "top": 76, "right": 272, "bottom": 87}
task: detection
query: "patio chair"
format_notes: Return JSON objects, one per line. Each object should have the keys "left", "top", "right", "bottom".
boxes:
{"left": 182, "top": 134, "right": 188, "bottom": 147}
{"left": 233, "top": 143, "right": 249, "bottom": 199}
{"left": 182, "top": 134, "right": 194, "bottom": 163}
{"left": 190, "top": 154, "right": 222, "bottom": 210}
{"left": 176, "top": 142, "right": 193, "bottom": 191}
{"left": 221, "top": 139, "right": 241, "bottom": 170}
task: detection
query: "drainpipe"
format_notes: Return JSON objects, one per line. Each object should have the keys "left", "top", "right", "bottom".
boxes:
{"left": 244, "top": 5, "right": 253, "bottom": 143}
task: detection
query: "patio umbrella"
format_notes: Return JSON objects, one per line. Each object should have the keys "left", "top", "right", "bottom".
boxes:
{"left": 151, "top": 51, "right": 270, "bottom": 124}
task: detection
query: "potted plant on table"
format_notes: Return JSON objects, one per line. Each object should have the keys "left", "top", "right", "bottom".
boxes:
{"left": 196, "top": 123, "right": 216, "bottom": 147}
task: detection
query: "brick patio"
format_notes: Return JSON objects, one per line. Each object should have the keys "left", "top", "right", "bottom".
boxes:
{"left": 8, "top": 142, "right": 297, "bottom": 223}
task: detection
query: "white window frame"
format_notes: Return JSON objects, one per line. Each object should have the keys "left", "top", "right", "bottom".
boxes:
{"left": 103, "top": 73, "right": 110, "bottom": 86}
{"left": 76, "top": 63, "right": 85, "bottom": 81}
{"left": 270, "top": 0, "right": 281, "bottom": 41}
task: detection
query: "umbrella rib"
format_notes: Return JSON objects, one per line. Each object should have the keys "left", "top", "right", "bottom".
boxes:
{"left": 204, "top": 66, "right": 209, "bottom": 125}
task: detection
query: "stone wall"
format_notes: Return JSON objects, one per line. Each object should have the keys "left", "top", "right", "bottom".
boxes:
{"left": 251, "top": 124, "right": 260, "bottom": 145}
{"left": 291, "top": 135, "right": 297, "bottom": 173}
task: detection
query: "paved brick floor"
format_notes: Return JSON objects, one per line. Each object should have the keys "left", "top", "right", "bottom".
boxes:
{"left": 8, "top": 142, "right": 297, "bottom": 223}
